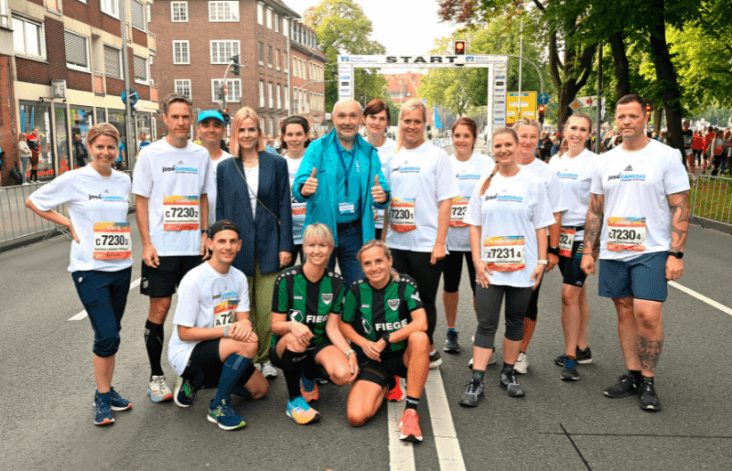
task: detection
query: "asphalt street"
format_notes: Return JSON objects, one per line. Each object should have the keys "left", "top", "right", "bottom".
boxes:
{"left": 1, "top": 207, "right": 730, "bottom": 470}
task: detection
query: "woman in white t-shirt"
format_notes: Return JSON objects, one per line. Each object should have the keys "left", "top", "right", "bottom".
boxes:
{"left": 384, "top": 99, "right": 460, "bottom": 369}
{"left": 442, "top": 117, "right": 494, "bottom": 354}
{"left": 363, "top": 99, "right": 397, "bottom": 240}
{"left": 548, "top": 113, "right": 597, "bottom": 380}
{"left": 459, "top": 127, "right": 554, "bottom": 407}
{"left": 26, "top": 124, "right": 133, "bottom": 426}
{"left": 281, "top": 115, "right": 312, "bottom": 265}
{"left": 512, "top": 118, "right": 566, "bottom": 374}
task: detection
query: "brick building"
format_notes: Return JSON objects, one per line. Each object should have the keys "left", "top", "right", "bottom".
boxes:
{"left": 149, "top": 0, "right": 328, "bottom": 142}
{"left": 384, "top": 72, "right": 434, "bottom": 127}
{"left": 1, "top": 0, "right": 158, "bottom": 185}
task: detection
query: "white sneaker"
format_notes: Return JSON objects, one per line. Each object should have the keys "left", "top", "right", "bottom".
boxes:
{"left": 468, "top": 350, "right": 498, "bottom": 369}
{"left": 261, "top": 361, "right": 278, "bottom": 378}
{"left": 514, "top": 352, "right": 529, "bottom": 374}
{"left": 148, "top": 375, "right": 173, "bottom": 403}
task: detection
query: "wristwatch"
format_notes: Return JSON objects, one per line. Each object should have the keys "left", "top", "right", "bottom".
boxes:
{"left": 547, "top": 246, "right": 560, "bottom": 256}
{"left": 381, "top": 332, "right": 391, "bottom": 344}
{"left": 537, "top": 259, "right": 549, "bottom": 266}
{"left": 201, "top": 229, "right": 209, "bottom": 235}
{"left": 669, "top": 251, "right": 684, "bottom": 259}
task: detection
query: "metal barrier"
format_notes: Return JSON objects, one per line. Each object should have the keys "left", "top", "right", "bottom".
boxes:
{"left": 0, "top": 171, "right": 135, "bottom": 246}
{"left": 689, "top": 173, "right": 731, "bottom": 228}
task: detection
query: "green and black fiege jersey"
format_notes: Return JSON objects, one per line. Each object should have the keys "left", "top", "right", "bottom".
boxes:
{"left": 342, "top": 274, "right": 423, "bottom": 354}
{"left": 271, "top": 265, "right": 345, "bottom": 349}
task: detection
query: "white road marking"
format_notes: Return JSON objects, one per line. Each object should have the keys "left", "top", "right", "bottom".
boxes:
{"left": 669, "top": 280, "right": 732, "bottom": 317}
{"left": 425, "top": 369, "right": 467, "bottom": 471}
{"left": 68, "top": 277, "right": 141, "bottom": 321}
{"left": 388, "top": 400, "right": 416, "bottom": 471}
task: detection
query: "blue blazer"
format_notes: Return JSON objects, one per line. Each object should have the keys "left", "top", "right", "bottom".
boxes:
{"left": 216, "top": 151, "right": 294, "bottom": 277}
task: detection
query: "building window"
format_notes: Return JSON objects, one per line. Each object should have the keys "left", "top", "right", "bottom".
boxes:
{"left": 133, "top": 55, "right": 149, "bottom": 84}
{"left": 269, "top": 118, "right": 274, "bottom": 136}
{"left": 131, "top": 0, "right": 146, "bottom": 31}
{"left": 274, "top": 13, "right": 279, "bottom": 33}
{"left": 103, "top": 45, "right": 122, "bottom": 78}
{"left": 276, "top": 84, "right": 281, "bottom": 109}
{"left": 266, "top": 7, "right": 272, "bottom": 29}
{"left": 258, "top": 42, "right": 264, "bottom": 66}
{"left": 12, "top": 16, "right": 45, "bottom": 59}
{"left": 171, "top": 1, "right": 188, "bottom": 22}
{"left": 210, "top": 40, "right": 240, "bottom": 64}
{"left": 283, "top": 17, "right": 289, "bottom": 38}
{"left": 212, "top": 79, "right": 241, "bottom": 102}
{"left": 175, "top": 79, "right": 192, "bottom": 99}
{"left": 101, "top": 0, "right": 119, "bottom": 19}
{"left": 268, "top": 82, "right": 273, "bottom": 108}
{"left": 64, "top": 31, "right": 90, "bottom": 72}
{"left": 172, "top": 40, "right": 190, "bottom": 64}
{"left": 208, "top": 1, "right": 239, "bottom": 22}
{"left": 267, "top": 45, "right": 272, "bottom": 69}
{"left": 285, "top": 87, "right": 290, "bottom": 111}
{"left": 275, "top": 49, "right": 280, "bottom": 71}
{"left": 259, "top": 80, "right": 265, "bottom": 108}
{"left": 256, "top": 2, "right": 263, "bottom": 25}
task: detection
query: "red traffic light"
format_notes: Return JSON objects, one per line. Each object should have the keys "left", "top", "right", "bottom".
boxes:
{"left": 538, "top": 105, "right": 545, "bottom": 113}
{"left": 646, "top": 105, "right": 652, "bottom": 113}
{"left": 223, "top": 109, "right": 229, "bottom": 114}
{"left": 455, "top": 40, "right": 466, "bottom": 55}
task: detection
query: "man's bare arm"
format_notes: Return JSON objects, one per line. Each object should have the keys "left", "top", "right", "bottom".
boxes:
{"left": 583, "top": 193, "right": 605, "bottom": 258}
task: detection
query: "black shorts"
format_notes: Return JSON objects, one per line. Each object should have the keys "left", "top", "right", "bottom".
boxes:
{"left": 269, "top": 339, "right": 333, "bottom": 379}
{"left": 356, "top": 351, "right": 408, "bottom": 387}
{"left": 558, "top": 241, "right": 588, "bottom": 287}
{"left": 442, "top": 250, "right": 476, "bottom": 294}
{"left": 141, "top": 255, "right": 201, "bottom": 297}
{"left": 182, "top": 339, "right": 256, "bottom": 388}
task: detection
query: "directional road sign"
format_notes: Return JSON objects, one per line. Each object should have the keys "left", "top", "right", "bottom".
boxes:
{"left": 538, "top": 93, "right": 549, "bottom": 105}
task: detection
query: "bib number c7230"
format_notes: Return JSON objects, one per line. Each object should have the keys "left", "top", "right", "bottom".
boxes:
{"left": 607, "top": 217, "right": 646, "bottom": 252}
{"left": 93, "top": 222, "right": 131, "bottom": 260}
{"left": 163, "top": 196, "right": 200, "bottom": 231}
{"left": 483, "top": 236, "right": 525, "bottom": 272}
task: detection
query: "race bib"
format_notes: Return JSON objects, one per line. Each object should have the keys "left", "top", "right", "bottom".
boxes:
{"left": 559, "top": 227, "right": 576, "bottom": 258}
{"left": 163, "top": 195, "right": 199, "bottom": 231}
{"left": 214, "top": 300, "right": 238, "bottom": 327}
{"left": 483, "top": 236, "right": 525, "bottom": 272}
{"left": 292, "top": 201, "right": 306, "bottom": 220}
{"left": 607, "top": 217, "right": 646, "bottom": 252}
{"left": 450, "top": 197, "right": 469, "bottom": 228}
{"left": 389, "top": 198, "right": 416, "bottom": 232}
{"left": 93, "top": 222, "right": 131, "bottom": 260}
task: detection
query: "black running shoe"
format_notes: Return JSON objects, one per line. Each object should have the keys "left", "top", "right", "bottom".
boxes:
{"left": 638, "top": 378, "right": 662, "bottom": 411}
{"left": 444, "top": 330, "right": 460, "bottom": 354}
{"left": 603, "top": 373, "right": 639, "bottom": 398}
{"left": 459, "top": 380, "right": 484, "bottom": 407}
{"left": 555, "top": 346, "right": 593, "bottom": 366}
{"left": 560, "top": 358, "right": 580, "bottom": 381}
{"left": 499, "top": 369, "right": 525, "bottom": 397}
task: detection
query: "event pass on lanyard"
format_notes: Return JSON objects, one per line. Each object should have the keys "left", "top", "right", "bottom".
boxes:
{"left": 163, "top": 195, "right": 199, "bottom": 231}
{"left": 483, "top": 236, "right": 525, "bottom": 271}
{"left": 93, "top": 222, "right": 131, "bottom": 260}
{"left": 607, "top": 217, "right": 646, "bottom": 252}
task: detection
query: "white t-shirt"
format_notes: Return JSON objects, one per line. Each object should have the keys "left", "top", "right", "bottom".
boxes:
{"left": 446, "top": 152, "right": 495, "bottom": 252}
{"left": 29, "top": 165, "right": 132, "bottom": 273}
{"left": 519, "top": 158, "right": 567, "bottom": 214}
{"left": 243, "top": 164, "right": 259, "bottom": 220}
{"left": 591, "top": 139, "right": 689, "bottom": 261}
{"left": 285, "top": 154, "right": 306, "bottom": 244}
{"left": 463, "top": 169, "right": 555, "bottom": 287}
{"left": 168, "top": 262, "right": 250, "bottom": 376}
{"left": 373, "top": 138, "right": 397, "bottom": 229}
{"left": 132, "top": 139, "right": 214, "bottom": 256}
{"left": 385, "top": 142, "right": 460, "bottom": 252}
{"left": 548, "top": 149, "right": 597, "bottom": 240}
{"left": 208, "top": 151, "right": 233, "bottom": 226}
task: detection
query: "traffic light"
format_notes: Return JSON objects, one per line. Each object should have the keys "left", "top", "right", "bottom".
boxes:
{"left": 231, "top": 55, "right": 240, "bottom": 76}
{"left": 538, "top": 104, "right": 545, "bottom": 124}
{"left": 454, "top": 40, "right": 466, "bottom": 55}
{"left": 222, "top": 108, "right": 230, "bottom": 125}
{"left": 646, "top": 104, "right": 651, "bottom": 114}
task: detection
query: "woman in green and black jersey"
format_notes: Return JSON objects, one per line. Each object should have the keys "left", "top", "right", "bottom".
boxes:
{"left": 341, "top": 240, "right": 430, "bottom": 443}
{"left": 270, "top": 223, "right": 358, "bottom": 425}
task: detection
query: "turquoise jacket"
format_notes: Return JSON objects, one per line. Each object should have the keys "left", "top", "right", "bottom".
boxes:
{"left": 293, "top": 129, "right": 390, "bottom": 246}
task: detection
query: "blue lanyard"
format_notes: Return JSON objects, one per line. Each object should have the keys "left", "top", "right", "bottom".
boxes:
{"left": 336, "top": 140, "right": 357, "bottom": 199}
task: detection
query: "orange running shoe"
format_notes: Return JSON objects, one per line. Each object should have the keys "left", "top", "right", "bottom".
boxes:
{"left": 300, "top": 381, "right": 319, "bottom": 403}
{"left": 385, "top": 376, "right": 404, "bottom": 402}
{"left": 286, "top": 397, "right": 321, "bottom": 425}
{"left": 398, "top": 408, "right": 423, "bottom": 442}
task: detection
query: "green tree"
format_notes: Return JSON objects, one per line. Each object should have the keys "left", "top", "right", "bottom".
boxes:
{"left": 308, "top": 0, "right": 388, "bottom": 112}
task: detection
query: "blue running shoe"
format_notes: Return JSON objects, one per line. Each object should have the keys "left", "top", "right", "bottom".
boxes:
{"left": 107, "top": 387, "right": 132, "bottom": 411}
{"left": 286, "top": 396, "right": 321, "bottom": 425}
{"left": 93, "top": 392, "right": 114, "bottom": 426}
{"left": 174, "top": 376, "right": 197, "bottom": 408}
{"left": 207, "top": 399, "right": 246, "bottom": 430}
{"left": 561, "top": 358, "right": 580, "bottom": 381}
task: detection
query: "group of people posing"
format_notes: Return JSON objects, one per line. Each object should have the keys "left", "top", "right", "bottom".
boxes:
{"left": 26, "top": 92, "right": 689, "bottom": 443}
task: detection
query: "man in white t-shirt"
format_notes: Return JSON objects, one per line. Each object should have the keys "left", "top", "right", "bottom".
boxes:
{"left": 196, "top": 110, "right": 233, "bottom": 226}
{"left": 169, "top": 219, "right": 269, "bottom": 430}
{"left": 133, "top": 94, "right": 215, "bottom": 403}
{"left": 581, "top": 94, "right": 690, "bottom": 412}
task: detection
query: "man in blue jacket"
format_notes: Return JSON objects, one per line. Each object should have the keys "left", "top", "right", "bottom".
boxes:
{"left": 293, "top": 99, "right": 390, "bottom": 287}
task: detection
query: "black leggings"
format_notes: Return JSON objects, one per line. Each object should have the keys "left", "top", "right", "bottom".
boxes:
{"left": 525, "top": 276, "right": 542, "bottom": 322}
{"left": 474, "top": 284, "right": 533, "bottom": 350}
{"left": 391, "top": 249, "right": 446, "bottom": 345}
{"left": 442, "top": 250, "right": 476, "bottom": 295}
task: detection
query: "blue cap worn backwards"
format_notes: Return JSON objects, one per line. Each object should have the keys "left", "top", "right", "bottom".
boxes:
{"left": 197, "top": 110, "right": 225, "bottom": 125}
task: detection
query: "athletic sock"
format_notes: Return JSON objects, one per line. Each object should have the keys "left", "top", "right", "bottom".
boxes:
{"left": 472, "top": 369, "right": 485, "bottom": 382}
{"left": 503, "top": 362, "right": 515, "bottom": 372}
{"left": 447, "top": 328, "right": 456, "bottom": 333}
{"left": 629, "top": 370, "right": 643, "bottom": 384}
{"left": 231, "top": 385, "right": 253, "bottom": 399}
{"left": 281, "top": 349, "right": 307, "bottom": 401}
{"left": 405, "top": 396, "right": 419, "bottom": 411}
{"left": 641, "top": 375, "right": 654, "bottom": 384}
{"left": 215, "top": 354, "right": 252, "bottom": 404}
{"left": 144, "top": 320, "right": 165, "bottom": 377}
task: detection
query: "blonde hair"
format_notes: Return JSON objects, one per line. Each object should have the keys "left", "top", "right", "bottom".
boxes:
{"left": 302, "top": 223, "right": 335, "bottom": 249}
{"left": 230, "top": 107, "right": 265, "bottom": 156}
{"left": 395, "top": 98, "right": 427, "bottom": 154}
{"left": 514, "top": 118, "right": 542, "bottom": 135}
{"left": 480, "top": 127, "right": 518, "bottom": 196}
{"left": 87, "top": 123, "right": 120, "bottom": 147}
{"left": 357, "top": 239, "right": 399, "bottom": 281}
